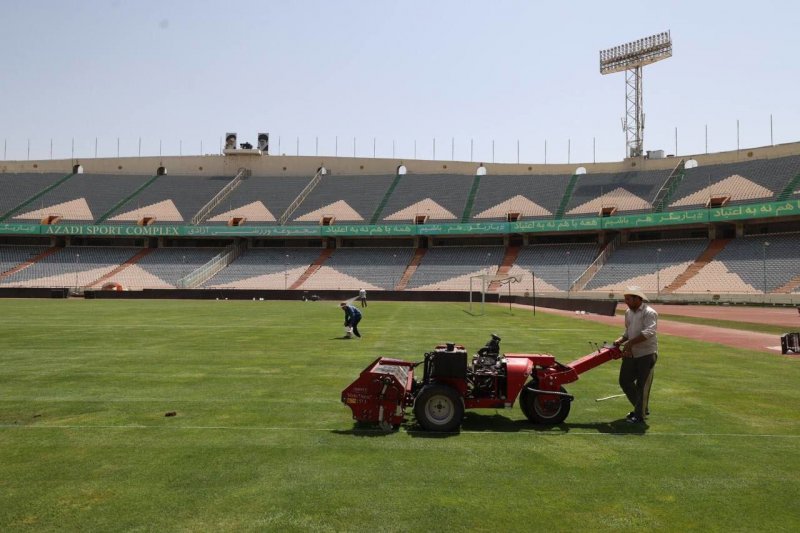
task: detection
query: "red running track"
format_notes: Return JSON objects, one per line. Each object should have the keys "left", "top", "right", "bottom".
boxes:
{"left": 521, "top": 304, "right": 799, "bottom": 355}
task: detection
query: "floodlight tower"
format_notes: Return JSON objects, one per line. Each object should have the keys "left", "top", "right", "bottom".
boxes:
{"left": 600, "top": 31, "right": 672, "bottom": 158}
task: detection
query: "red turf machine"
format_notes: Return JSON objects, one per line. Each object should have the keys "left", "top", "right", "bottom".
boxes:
{"left": 341, "top": 334, "right": 623, "bottom": 431}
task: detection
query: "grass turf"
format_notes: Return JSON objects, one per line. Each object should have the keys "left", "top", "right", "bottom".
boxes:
{"left": 1, "top": 299, "right": 798, "bottom": 532}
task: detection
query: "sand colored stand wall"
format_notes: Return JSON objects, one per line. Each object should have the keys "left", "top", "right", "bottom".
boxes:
{"left": 3, "top": 141, "right": 799, "bottom": 178}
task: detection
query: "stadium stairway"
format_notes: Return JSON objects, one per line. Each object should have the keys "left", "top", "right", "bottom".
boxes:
{"left": 95, "top": 174, "right": 162, "bottom": 223}
{"left": 289, "top": 248, "right": 334, "bottom": 289}
{"left": 0, "top": 173, "right": 76, "bottom": 221}
{"left": 86, "top": 248, "right": 154, "bottom": 288}
{"left": 777, "top": 172, "right": 800, "bottom": 201}
{"left": 487, "top": 246, "right": 520, "bottom": 292}
{"left": 279, "top": 170, "right": 323, "bottom": 225}
{"left": 774, "top": 273, "right": 800, "bottom": 294}
{"left": 661, "top": 238, "right": 731, "bottom": 294}
{"left": 652, "top": 159, "right": 686, "bottom": 212}
{"left": 572, "top": 235, "right": 620, "bottom": 291}
{"left": 0, "top": 247, "right": 61, "bottom": 280}
{"left": 555, "top": 174, "right": 579, "bottom": 219}
{"left": 191, "top": 170, "right": 247, "bottom": 225}
{"left": 394, "top": 248, "right": 427, "bottom": 291}
{"left": 460, "top": 175, "right": 482, "bottom": 222}
{"left": 369, "top": 173, "right": 404, "bottom": 224}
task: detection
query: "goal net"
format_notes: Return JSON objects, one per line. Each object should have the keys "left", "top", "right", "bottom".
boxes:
{"left": 468, "top": 273, "right": 524, "bottom": 314}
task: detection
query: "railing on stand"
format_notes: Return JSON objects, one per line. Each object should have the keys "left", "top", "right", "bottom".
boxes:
{"left": 191, "top": 168, "right": 249, "bottom": 225}
{"left": 571, "top": 233, "right": 622, "bottom": 292}
{"left": 176, "top": 241, "right": 247, "bottom": 289}
{"left": 278, "top": 169, "right": 323, "bottom": 225}
{"left": 652, "top": 158, "right": 685, "bottom": 212}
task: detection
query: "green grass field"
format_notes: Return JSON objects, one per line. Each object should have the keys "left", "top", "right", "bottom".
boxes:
{"left": 1, "top": 299, "right": 799, "bottom": 532}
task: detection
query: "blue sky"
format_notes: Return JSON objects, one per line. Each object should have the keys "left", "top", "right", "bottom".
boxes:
{"left": 2, "top": 0, "right": 799, "bottom": 163}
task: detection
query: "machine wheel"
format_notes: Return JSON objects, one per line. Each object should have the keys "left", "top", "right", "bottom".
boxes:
{"left": 520, "top": 383, "right": 571, "bottom": 425}
{"left": 414, "top": 384, "right": 464, "bottom": 432}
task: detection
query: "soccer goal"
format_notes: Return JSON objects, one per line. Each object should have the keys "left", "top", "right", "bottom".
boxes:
{"left": 468, "top": 273, "right": 523, "bottom": 315}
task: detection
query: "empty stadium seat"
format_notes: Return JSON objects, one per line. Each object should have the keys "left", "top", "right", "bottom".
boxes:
{"left": 585, "top": 239, "right": 708, "bottom": 294}
{"left": 406, "top": 246, "right": 505, "bottom": 291}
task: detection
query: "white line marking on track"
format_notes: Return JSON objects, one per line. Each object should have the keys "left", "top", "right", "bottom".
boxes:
{"left": 1, "top": 424, "right": 798, "bottom": 438}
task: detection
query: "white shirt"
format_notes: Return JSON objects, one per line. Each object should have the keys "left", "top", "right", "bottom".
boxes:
{"left": 622, "top": 303, "right": 658, "bottom": 357}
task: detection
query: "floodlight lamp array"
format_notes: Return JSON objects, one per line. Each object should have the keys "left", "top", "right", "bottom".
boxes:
{"left": 599, "top": 31, "right": 672, "bottom": 74}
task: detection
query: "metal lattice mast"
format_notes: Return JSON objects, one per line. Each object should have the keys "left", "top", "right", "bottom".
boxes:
{"left": 624, "top": 66, "right": 643, "bottom": 158}
{"left": 600, "top": 32, "right": 672, "bottom": 159}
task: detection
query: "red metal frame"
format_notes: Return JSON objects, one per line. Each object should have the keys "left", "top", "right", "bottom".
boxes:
{"left": 341, "top": 357, "right": 416, "bottom": 427}
{"left": 341, "top": 345, "right": 623, "bottom": 428}
{"left": 534, "top": 346, "right": 623, "bottom": 394}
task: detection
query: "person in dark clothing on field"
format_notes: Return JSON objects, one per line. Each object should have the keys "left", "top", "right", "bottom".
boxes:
{"left": 340, "top": 302, "right": 362, "bottom": 338}
{"left": 613, "top": 286, "right": 658, "bottom": 424}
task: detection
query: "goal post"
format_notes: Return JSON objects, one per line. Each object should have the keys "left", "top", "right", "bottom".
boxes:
{"left": 469, "top": 273, "right": 524, "bottom": 315}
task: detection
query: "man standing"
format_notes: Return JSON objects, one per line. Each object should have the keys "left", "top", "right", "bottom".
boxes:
{"left": 613, "top": 286, "right": 658, "bottom": 424}
{"left": 358, "top": 288, "right": 367, "bottom": 308}
{"left": 340, "top": 302, "right": 362, "bottom": 338}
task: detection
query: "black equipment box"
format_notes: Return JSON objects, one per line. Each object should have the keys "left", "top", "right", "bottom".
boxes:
{"left": 429, "top": 344, "right": 468, "bottom": 379}
{"left": 780, "top": 332, "right": 800, "bottom": 354}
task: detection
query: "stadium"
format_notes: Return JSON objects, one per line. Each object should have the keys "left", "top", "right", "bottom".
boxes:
{"left": 2, "top": 4, "right": 799, "bottom": 532}
{"left": 2, "top": 133, "right": 800, "bottom": 306}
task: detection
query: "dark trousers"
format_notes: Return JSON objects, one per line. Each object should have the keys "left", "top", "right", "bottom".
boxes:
{"left": 360, "top": 297, "right": 367, "bottom": 307}
{"left": 350, "top": 317, "right": 362, "bottom": 337}
{"left": 619, "top": 353, "right": 657, "bottom": 418}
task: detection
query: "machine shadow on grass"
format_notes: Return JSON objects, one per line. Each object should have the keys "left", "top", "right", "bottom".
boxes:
{"left": 332, "top": 419, "right": 462, "bottom": 438}
{"left": 333, "top": 413, "right": 648, "bottom": 438}
{"left": 531, "top": 418, "right": 650, "bottom": 435}
{"left": 457, "top": 412, "right": 648, "bottom": 435}
{"left": 331, "top": 425, "right": 401, "bottom": 438}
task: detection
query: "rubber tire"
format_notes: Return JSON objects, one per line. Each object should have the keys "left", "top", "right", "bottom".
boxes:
{"left": 519, "top": 383, "right": 571, "bottom": 425}
{"left": 414, "top": 384, "right": 464, "bottom": 432}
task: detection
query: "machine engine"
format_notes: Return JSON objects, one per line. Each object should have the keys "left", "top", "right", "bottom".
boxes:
{"left": 467, "top": 333, "right": 506, "bottom": 399}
